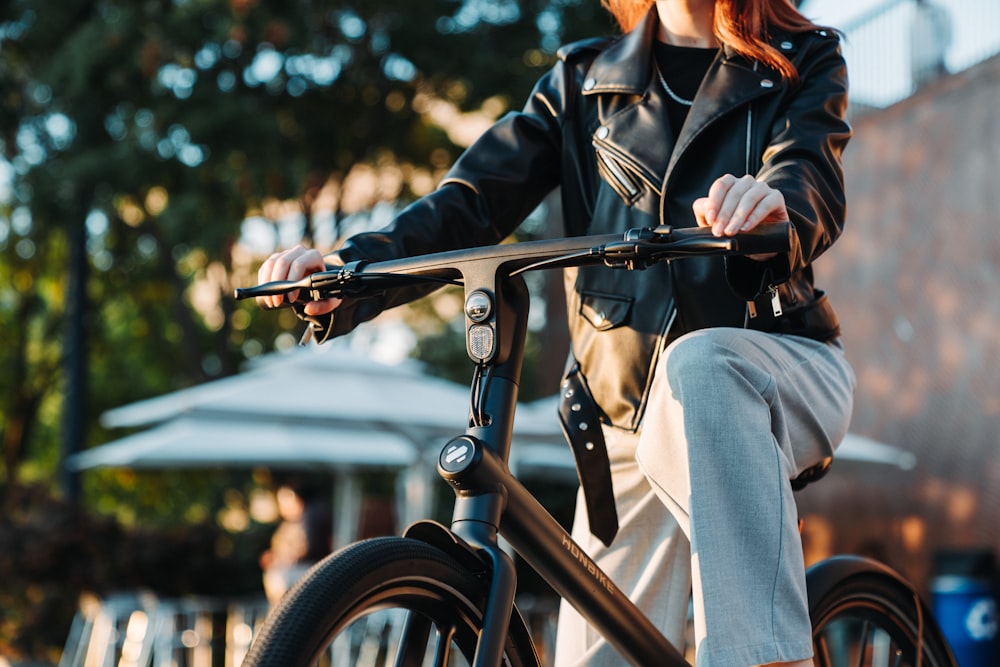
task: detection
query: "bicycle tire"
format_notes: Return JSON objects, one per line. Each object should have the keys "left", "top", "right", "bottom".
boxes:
{"left": 808, "top": 556, "right": 957, "bottom": 667}
{"left": 242, "top": 536, "right": 540, "bottom": 667}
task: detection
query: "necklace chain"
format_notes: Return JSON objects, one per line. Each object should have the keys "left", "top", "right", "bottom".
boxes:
{"left": 656, "top": 65, "right": 694, "bottom": 107}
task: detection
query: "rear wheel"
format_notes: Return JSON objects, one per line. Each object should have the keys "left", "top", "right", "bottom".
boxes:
{"left": 809, "top": 556, "right": 957, "bottom": 667}
{"left": 243, "top": 536, "right": 539, "bottom": 667}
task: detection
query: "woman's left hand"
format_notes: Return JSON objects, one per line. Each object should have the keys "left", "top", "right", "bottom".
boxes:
{"left": 692, "top": 174, "right": 788, "bottom": 259}
{"left": 693, "top": 173, "right": 790, "bottom": 234}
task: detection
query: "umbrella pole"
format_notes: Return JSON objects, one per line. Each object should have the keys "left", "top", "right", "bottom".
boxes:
{"left": 333, "top": 470, "right": 361, "bottom": 549}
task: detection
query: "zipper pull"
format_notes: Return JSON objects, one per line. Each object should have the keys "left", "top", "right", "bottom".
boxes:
{"left": 746, "top": 300, "right": 758, "bottom": 319}
{"left": 769, "top": 287, "right": 783, "bottom": 317}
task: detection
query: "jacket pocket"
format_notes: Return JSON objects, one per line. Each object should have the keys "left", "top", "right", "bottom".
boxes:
{"left": 579, "top": 291, "right": 633, "bottom": 331}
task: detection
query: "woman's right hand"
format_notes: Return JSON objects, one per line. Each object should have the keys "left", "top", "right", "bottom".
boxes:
{"left": 257, "top": 245, "right": 342, "bottom": 316}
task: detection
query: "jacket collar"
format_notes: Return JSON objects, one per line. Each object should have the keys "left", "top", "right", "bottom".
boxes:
{"left": 582, "top": 6, "right": 782, "bottom": 99}
{"left": 582, "top": 8, "right": 659, "bottom": 94}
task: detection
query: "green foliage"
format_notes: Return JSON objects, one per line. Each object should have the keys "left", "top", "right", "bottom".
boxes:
{"left": 0, "top": 0, "right": 613, "bottom": 659}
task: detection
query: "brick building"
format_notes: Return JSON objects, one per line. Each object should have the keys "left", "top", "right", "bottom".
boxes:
{"left": 797, "top": 53, "right": 1000, "bottom": 593}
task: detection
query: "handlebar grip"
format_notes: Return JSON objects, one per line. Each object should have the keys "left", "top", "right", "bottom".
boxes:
{"left": 732, "top": 221, "right": 792, "bottom": 255}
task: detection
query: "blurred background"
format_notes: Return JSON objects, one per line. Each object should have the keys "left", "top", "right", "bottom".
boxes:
{"left": 1, "top": 0, "right": 998, "bottom": 665}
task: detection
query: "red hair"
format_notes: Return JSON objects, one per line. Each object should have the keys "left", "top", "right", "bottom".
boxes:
{"left": 601, "top": 0, "right": 821, "bottom": 81}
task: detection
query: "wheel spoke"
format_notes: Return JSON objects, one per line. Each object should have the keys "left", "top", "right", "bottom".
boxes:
{"left": 394, "top": 611, "right": 433, "bottom": 667}
{"left": 815, "top": 630, "right": 834, "bottom": 667}
{"left": 431, "top": 624, "right": 457, "bottom": 667}
{"left": 856, "top": 619, "right": 872, "bottom": 667}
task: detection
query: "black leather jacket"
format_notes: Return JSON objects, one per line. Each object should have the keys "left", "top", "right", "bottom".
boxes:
{"left": 325, "top": 10, "right": 851, "bottom": 431}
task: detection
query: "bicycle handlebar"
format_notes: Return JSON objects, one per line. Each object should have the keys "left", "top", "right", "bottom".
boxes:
{"left": 234, "top": 222, "right": 792, "bottom": 303}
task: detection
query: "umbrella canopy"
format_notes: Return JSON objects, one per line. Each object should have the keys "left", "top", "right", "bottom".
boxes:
{"left": 835, "top": 432, "right": 917, "bottom": 470}
{"left": 80, "top": 342, "right": 563, "bottom": 471}
{"left": 66, "top": 415, "right": 418, "bottom": 471}
{"left": 99, "top": 344, "right": 477, "bottom": 437}
{"left": 68, "top": 342, "right": 565, "bottom": 543}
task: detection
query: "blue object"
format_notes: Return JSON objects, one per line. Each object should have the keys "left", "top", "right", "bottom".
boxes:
{"left": 931, "top": 575, "right": 998, "bottom": 667}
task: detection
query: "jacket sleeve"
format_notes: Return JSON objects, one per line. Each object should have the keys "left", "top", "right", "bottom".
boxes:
{"left": 315, "top": 64, "right": 570, "bottom": 338}
{"left": 727, "top": 32, "right": 851, "bottom": 297}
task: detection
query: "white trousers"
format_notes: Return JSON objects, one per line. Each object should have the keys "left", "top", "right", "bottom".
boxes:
{"left": 554, "top": 328, "right": 856, "bottom": 667}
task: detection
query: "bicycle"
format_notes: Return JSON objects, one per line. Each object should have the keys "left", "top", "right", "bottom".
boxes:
{"left": 235, "top": 222, "right": 956, "bottom": 667}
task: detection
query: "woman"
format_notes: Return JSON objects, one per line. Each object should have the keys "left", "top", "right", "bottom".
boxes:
{"left": 259, "top": 1, "right": 855, "bottom": 665}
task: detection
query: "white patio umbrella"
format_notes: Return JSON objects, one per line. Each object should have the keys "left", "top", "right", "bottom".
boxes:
{"left": 71, "top": 343, "right": 473, "bottom": 544}
{"left": 67, "top": 415, "right": 419, "bottom": 470}
{"left": 68, "top": 341, "right": 566, "bottom": 546}
{"left": 98, "top": 343, "right": 476, "bottom": 436}
{"left": 835, "top": 432, "right": 917, "bottom": 470}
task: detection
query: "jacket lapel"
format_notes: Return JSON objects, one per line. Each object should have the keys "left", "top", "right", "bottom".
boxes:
{"left": 583, "top": 7, "right": 785, "bottom": 200}
{"left": 666, "top": 54, "right": 782, "bottom": 181}
{"left": 584, "top": 10, "right": 672, "bottom": 192}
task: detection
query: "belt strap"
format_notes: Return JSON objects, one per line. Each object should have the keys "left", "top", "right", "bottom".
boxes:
{"left": 558, "top": 365, "right": 619, "bottom": 546}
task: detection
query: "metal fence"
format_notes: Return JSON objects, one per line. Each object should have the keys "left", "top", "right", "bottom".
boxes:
{"left": 59, "top": 593, "right": 270, "bottom": 667}
{"left": 59, "top": 591, "right": 564, "bottom": 667}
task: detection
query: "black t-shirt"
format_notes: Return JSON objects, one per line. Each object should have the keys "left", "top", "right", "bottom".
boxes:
{"left": 652, "top": 41, "right": 718, "bottom": 136}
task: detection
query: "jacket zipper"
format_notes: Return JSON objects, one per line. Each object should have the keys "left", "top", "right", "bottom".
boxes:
{"left": 598, "top": 150, "right": 639, "bottom": 198}
{"left": 746, "top": 62, "right": 757, "bottom": 175}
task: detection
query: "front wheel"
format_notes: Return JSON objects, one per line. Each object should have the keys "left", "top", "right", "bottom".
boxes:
{"left": 242, "top": 536, "right": 539, "bottom": 667}
{"left": 808, "top": 555, "right": 957, "bottom": 667}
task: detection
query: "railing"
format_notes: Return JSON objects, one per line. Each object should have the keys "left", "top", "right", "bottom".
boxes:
{"left": 832, "top": 0, "right": 1000, "bottom": 112}
{"left": 59, "top": 592, "right": 270, "bottom": 667}
{"left": 58, "top": 590, "right": 564, "bottom": 667}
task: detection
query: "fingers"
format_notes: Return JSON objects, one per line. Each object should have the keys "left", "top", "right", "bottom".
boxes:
{"left": 303, "top": 297, "right": 342, "bottom": 317}
{"left": 694, "top": 174, "right": 789, "bottom": 236}
{"left": 256, "top": 246, "right": 327, "bottom": 310}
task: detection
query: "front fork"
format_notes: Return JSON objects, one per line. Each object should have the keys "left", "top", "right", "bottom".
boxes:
{"left": 401, "top": 421, "right": 530, "bottom": 667}
{"left": 403, "top": 509, "right": 521, "bottom": 667}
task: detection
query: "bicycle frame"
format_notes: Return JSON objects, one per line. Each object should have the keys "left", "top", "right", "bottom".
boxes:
{"left": 348, "top": 232, "right": 710, "bottom": 667}
{"left": 238, "top": 225, "right": 793, "bottom": 667}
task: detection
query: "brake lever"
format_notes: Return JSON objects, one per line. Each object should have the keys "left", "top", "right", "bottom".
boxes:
{"left": 306, "top": 261, "right": 365, "bottom": 299}
{"left": 234, "top": 278, "right": 312, "bottom": 302}
{"left": 234, "top": 261, "right": 368, "bottom": 303}
{"left": 600, "top": 240, "right": 654, "bottom": 270}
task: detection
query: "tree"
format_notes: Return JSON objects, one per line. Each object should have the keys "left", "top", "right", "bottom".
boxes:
{"left": 2, "top": 0, "right": 612, "bottom": 493}
{"left": 2, "top": 0, "right": 618, "bottom": 657}
{"left": 2, "top": 3, "right": 616, "bottom": 656}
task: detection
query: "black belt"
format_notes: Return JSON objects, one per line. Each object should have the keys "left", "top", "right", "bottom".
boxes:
{"left": 558, "top": 365, "right": 619, "bottom": 546}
